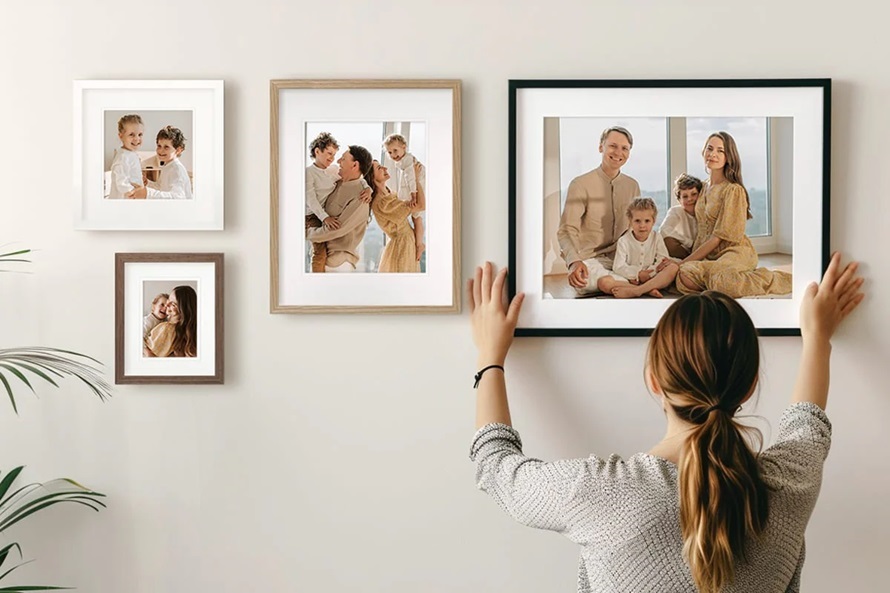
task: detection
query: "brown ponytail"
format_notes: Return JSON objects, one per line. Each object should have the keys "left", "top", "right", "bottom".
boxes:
{"left": 647, "top": 291, "right": 768, "bottom": 592}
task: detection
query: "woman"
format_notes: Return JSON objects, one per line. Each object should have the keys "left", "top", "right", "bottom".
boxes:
{"left": 675, "top": 131, "right": 791, "bottom": 297}
{"left": 364, "top": 159, "right": 425, "bottom": 273}
{"left": 145, "top": 285, "right": 197, "bottom": 357}
{"left": 468, "top": 255, "right": 863, "bottom": 592}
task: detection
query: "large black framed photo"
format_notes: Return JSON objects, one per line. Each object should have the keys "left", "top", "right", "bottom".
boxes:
{"left": 508, "top": 79, "right": 830, "bottom": 337}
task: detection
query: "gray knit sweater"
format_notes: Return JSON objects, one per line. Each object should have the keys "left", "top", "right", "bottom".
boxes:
{"left": 470, "top": 402, "right": 831, "bottom": 592}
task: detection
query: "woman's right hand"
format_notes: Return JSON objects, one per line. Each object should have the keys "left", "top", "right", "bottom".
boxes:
{"left": 800, "top": 252, "right": 865, "bottom": 343}
{"left": 468, "top": 263, "right": 524, "bottom": 366}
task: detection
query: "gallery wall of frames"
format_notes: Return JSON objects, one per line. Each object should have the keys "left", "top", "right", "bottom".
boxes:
{"left": 79, "top": 78, "right": 828, "bottom": 384}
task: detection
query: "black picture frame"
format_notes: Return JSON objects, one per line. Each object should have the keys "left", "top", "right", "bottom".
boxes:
{"left": 508, "top": 78, "right": 830, "bottom": 337}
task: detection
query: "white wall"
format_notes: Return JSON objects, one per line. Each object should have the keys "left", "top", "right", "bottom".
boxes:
{"left": 1, "top": 1, "right": 888, "bottom": 591}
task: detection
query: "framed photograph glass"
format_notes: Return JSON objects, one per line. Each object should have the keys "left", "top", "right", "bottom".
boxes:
{"left": 74, "top": 80, "right": 224, "bottom": 230}
{"left": 270, "top": 79, "right": 461, "bottom": 312}
{"left": 509, "top": 79, "right": 830, "bottom": 336}
{"left": 115, "top": 253, "right": 224, "bottom": 384}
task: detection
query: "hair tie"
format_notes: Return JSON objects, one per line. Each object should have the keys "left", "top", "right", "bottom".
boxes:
{"left": 692, "top": 404, "right": 724, "bottom": 423}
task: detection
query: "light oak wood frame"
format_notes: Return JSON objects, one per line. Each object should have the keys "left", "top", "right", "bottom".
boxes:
{"left": 270, "top": 79, "right": 461, "bottom": 313}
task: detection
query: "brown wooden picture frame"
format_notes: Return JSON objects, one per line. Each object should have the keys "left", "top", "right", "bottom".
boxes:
{"left": 270, "top": 79, "right": 461, "bottom": 313}
{"left": 115, "top": 253, "right": 224, "bottom": 384}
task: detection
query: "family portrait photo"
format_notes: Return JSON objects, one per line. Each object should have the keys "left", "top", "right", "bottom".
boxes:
{"left": 74, "top": 80, "right": 224, "bottom": 230}
{"left": 543, "top": 117, "right": 794, "bottom": 301}
{"left": 115, "top": 253, "right": 223, "bottom": 384}
{"left": 510, "top": 79, "right": 829, "bottom": 335}
{"left": 271, "top": 80, "right": 461, "bottom": 312}
{"left": 303, "top": 122, "right": 428, "bottom": 275}
{"left": 103, "top": 110, "right": 194, "bottom": 201}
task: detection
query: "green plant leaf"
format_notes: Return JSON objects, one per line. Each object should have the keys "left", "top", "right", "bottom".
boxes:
{"left": 0, "top": 483, "right": 38, "bottom": 515}
{"left": 0, "top": 246, "right": 32, "bottom": 273}
{"left": 0, "top": 366, "right": 33, "bottom": 395}
{"left": 0, "top": 249, "right": 31, "bottom": 259}
{"left": 0, "top": 542, "right": 22, "bottom": 570}
{"left": 0, "top": 492, "right": 106, "bottom": 532}
{"left": 6, "top": 362, "right": 60, "bottom": 386}
{"left": 0, "top": 349, "right": 111, "bottom": 413}
{"left": 0, "top": 471, "right": 105, "bottom": 591}
{"left": 0, "top": 468, "right": 24, "bottom": 502}
{"left": 0, "top": 557, "right": 30, "bottom": 583}
{"left": 0, "top": 375, "right": 16, "bottom": 415}
{"left": 0, "top": 587, "right": 71, "bottom": 591}
{"left": 0, "top": 482, "right": 107, "bottom": 529}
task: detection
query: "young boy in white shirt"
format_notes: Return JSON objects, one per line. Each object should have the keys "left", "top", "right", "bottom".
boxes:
{"left": 109, "top": 114, "right": 145, "bottom": 199}
{"left": 304, "top": 132, "right": 371, "bottom": 272}
{"left": 599, "top": 197, "right": 679, "bottom": 299}
{"left": 127, "top": 126, "right": 192, "bottom": 199}
{"left": 659, "top": 173, "right": 702, "bottom": 259}
{"left": 384, "top": 133, "right": 426, "bottom": 264}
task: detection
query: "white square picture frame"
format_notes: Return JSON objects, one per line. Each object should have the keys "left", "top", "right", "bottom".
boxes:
{"left": 74, "top": 80, "right": 224, "bottom": 230}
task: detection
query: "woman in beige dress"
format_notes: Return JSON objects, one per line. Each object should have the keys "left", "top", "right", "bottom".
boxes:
{"left": 676, "top": 131, "right": 792, "bottom": 298}
{"left": 365, "top": 159, "right": 426, "bottom": 273}
{"left": 145, "top": 285, "right": 197, "bottom": 357}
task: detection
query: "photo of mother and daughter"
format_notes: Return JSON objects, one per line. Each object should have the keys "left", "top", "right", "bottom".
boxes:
{"left": 557, "top": 126, "right": 792, "bottom": 299}
{"left": 142, "top": 285, "right": 197, "bottom": 358}
{"left": 303, "top": 131, "right": 427, "bottom": 274}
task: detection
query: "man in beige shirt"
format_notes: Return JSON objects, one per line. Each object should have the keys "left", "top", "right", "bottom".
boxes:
{"left": 557, "top": 126, "right": 641, "bottom": 295}
{"left": 306, "top": 145, "right": 374, "bottom": 272}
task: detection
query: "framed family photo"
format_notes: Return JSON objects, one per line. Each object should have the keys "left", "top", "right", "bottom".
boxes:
{"left": 270, "top": 79, "right": 461, "bottom": 312}
{"left": 509, "top": 79, "right": 830, "bottom": 336}
{"left": 115, "top": 253, "right": 224, "bottom": 384}
{"left": 74, "top": 80, "right": 224, "bottom": 230}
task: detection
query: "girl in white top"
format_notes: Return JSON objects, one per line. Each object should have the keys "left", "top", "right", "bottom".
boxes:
{"left": 660, "top": 173, "right": 702, "bottom": 259}
{"left": 126, "top": 126, "right": 192, "bottom": 199}
{"left": 599, "top": 197, "right": 678, "bottom": 299}
{"left": 467, "top": 254, "right": 864, "bottom": 593}
{"left": 109, "top": 114, "right": 145, "bottom": 199}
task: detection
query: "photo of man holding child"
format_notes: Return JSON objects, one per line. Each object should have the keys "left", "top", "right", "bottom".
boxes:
{"left": 543, "top": 118, "right": 794, "bottom": 301}
{"left": 303, "top": 122, "right": 428, "bottom": 274}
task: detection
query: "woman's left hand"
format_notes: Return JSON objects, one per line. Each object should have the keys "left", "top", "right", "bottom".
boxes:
{"left": 359, "top": 187, "right": 372, "bottom": 203}
{"left": 468, "top": 262, "right": 524, "bottom": 366}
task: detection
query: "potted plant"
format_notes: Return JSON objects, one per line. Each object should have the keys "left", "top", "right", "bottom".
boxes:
{"left": 0, "top": 247, "right": 111, "bottom": 591}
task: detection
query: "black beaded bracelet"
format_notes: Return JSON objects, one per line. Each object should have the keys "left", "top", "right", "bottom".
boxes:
{"left": 473, "top": 364, "right": 504, "bottom": 388}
